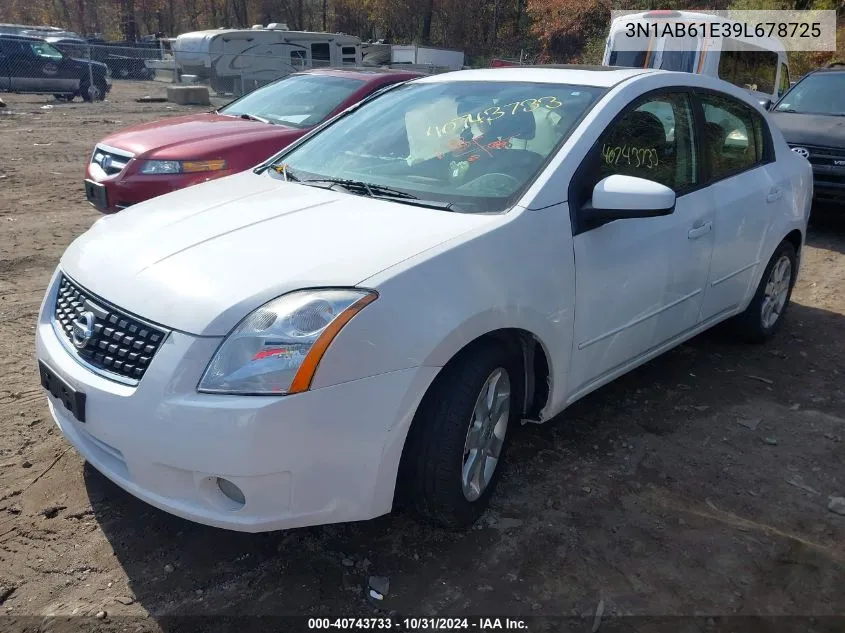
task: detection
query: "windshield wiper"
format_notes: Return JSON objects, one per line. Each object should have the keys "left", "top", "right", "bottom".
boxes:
{"left": 301, "top": 178, "right": 454, "bottom": 210}
{"left": 239, "top": 113, "right": 271, "bottom": 124}
{"left": 301, "top": 178, "right": 411, "bottom": 198}
{"left": 372, "top": 196, "right": 455, "bottom": 211}
{"left": 776, "top": 108, "right": 798, "bottom": 113}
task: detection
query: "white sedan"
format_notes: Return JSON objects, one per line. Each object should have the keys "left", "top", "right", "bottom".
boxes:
{"left": 36, "top": 66, "right": 812, "bottom": 532}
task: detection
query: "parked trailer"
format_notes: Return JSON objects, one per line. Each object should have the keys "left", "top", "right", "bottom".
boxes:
{"left": 390, "top": 45, "right": 464, "bottom": 70}
{"left": 173, "top": 25, "right": 362, "bottom": 95}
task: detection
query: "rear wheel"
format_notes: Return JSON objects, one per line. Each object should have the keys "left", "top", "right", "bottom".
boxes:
{"left": 730, "top": 240, "right": 797, "bottom": 343}
{"left": 400, "top": 342, "right": 522, "bottom": 528}
{"left": 81, "top": 80, "right": 107, "bottom": 102}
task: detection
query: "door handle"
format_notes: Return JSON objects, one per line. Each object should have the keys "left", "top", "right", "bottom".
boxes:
{"left": 688, "top": 221, "right": 712, "bottom": 240}
{"left": 766, "top": 188, "right": 783, "bottom": 203}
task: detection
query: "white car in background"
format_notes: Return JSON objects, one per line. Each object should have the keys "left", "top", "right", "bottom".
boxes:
{"left": 36, "top": 66, "right": 812, "bottom": 532}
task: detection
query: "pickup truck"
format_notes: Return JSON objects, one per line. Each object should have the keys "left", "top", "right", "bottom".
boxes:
{"left": 0, "top": 34, "right": 111, "bottom": 101}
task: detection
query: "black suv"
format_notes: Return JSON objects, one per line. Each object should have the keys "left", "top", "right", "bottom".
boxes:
{"left": 769, "top": 63, "right": 845, "bottom": 205}
{"left": 0, "top": 34, "right": 111, "bottom": 101}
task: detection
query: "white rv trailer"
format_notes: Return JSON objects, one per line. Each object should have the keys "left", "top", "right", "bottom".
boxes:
{"left": 603, "top": 10, "right": 790, "bottom": 106}
{"left": 390, "top": 45, "right": 464, "bottom": 70}
{"left": 173, "top": 24, "right": 362, "bottom": 94}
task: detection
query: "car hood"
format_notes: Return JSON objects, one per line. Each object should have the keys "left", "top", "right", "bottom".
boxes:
{"left": 769, "top": 112, "right": 845, "bottom": 147}
{"left": 98, "top": 112, "right": 304, "bottom": 159}
{"left": 60, "top": 170, "right": 496, "bottom": 336}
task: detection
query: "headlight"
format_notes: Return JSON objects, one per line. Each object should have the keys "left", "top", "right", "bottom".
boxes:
{"left": 139, "top": 159, "right": 228, "bottom": 175}
{"left": 198, "top": 289, "right": 377, "bottom": 395}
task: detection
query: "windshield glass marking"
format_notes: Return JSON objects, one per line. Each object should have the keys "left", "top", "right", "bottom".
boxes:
{"left": 267, "top": 81, "right": 605, "bottom": 214}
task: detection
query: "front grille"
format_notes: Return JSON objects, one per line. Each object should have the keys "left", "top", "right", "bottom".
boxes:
{"left": 90, "top": 145, "right": 133, "bottom": 176}
{"left": 789, "top": 144, "right": 845, "bottom": 168}
{"left": 53, "top": 275, "right": 168, "bottom": 383}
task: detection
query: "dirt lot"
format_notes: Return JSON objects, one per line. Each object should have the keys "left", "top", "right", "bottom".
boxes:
{"left": 0, "top": 81, "right": 844, "bottom": 631}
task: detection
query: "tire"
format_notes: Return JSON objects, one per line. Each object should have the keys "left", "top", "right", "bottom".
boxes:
{"left": 730, "top": 240, "right": 797, "bottom": 343}
{"left": 400, "top": 341, "right": 523, "bottom": 528}
{"left": 81, "top": 80, "right": 107, "bottom": 102}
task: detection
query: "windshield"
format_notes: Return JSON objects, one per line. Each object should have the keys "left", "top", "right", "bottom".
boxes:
{"left": 269, "top": 81, "right": 606, "bottom": 213}
{"left": 774, "top": 73, "right": 845, "bottom": 116}
{"left": 56, "top": 43, "right": 88, "bottom": 57}
{"left": 219, "top": 73, "right": 365, "bottom": 127}
{"left": 607, "top": 32, "right": 650, "bottom": 68}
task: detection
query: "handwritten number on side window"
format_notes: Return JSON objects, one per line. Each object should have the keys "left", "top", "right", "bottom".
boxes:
{"left": 601, "top": 144, "right": 659, "bottom": 170}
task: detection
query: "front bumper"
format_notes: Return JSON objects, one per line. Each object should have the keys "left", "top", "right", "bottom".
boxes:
{"left": 812, "top": 175, "right": 845, "bottom": 203}
{"left": 35, "top": 278, "right": 436, "bottom": 531}
{"left": 85, "top": 161, "right": 232, "bottom": 213}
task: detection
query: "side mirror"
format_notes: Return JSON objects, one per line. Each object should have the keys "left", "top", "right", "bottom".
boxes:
{"left": 761, "top": 98, "right": 773, "bottom": 110}
{"left": 585, "top": 174, "right": 676, "bottom": 221}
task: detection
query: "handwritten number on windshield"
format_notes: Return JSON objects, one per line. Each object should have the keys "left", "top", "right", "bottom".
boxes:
{"left": 426, "top": 96, "right": 563, "bottom": 137}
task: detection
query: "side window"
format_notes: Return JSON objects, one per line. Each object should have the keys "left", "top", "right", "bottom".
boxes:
{"left": 29, "top": 42, "right": 63, "bottom": 60}
{"left": 591, "top": 92, "right": 698, "bottom": 193}
{"left": 311, "top": 42, "right": 330, "bottom": 65}
{"left": 718, "top": 46, "right": 738, "bottom": 84}
{"left": 699, "top": 92, "right": 766, "bottom": 181}
{"left": 0, "top": 39, "right": 23, "bottom": 56}
{"left": 658, "top": 33, "right": 700, "bottom": 73}
{"left": 718, "top": 40, "right": 777, "bottom": 95}
{"left": 777, "top": 63, "right": 790, "bottom": 98}
{"left": 291, "top": 49, "right": 306, "bottom": 69}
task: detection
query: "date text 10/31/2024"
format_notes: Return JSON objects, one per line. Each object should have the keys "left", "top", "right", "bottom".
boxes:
{"left": 307, "top": 617, "right": 529, "bottom": 630}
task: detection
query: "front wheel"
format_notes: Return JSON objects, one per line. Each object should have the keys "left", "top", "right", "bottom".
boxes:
{"left": 400, "top": 342, "right": 522, "bottom": 528}
{"left": 730, "top": 240, "right": 797, "bottom": 343}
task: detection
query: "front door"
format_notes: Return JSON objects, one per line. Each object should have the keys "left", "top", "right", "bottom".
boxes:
{"left": 12, "top": 40, "right": 78, "bottom": 93}
{"left": 568, "top": 90, "right": 714, "bottom": 398}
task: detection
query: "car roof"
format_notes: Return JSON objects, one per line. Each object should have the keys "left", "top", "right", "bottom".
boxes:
{"left": 45, "top": 36, "right": 86, "bottom": 43}
{"left": 415, "top": 65, "right": 655, "bottom": 87}
{"left": 0, "top": 33, "right": 45, "bottom": 42}
{"left": 807, "top": 66, "right": 845, "bottom": 75}
{"left": 297, "top": 67, "right": 425, "bottom": 81}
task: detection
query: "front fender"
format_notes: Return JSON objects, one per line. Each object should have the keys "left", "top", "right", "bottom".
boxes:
{"left": 311, "top": 206, "right": 577, "bottom": 418}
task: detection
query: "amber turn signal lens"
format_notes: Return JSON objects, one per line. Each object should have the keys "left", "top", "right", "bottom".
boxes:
{"left": 288, "top": 293, "right": 378, "bottom": 394}
{"left": 182, "top": 159, "right": 228, "bottom": 173}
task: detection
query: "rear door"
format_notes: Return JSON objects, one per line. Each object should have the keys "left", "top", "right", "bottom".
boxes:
{"left": 0, "top": 39, "right": 11, "bottom": 91}
{"left": 3, "top": 39, "right": 31, "bottom": 91}
{"left": 696, "top": 90, "right": 777, "bottom": 320}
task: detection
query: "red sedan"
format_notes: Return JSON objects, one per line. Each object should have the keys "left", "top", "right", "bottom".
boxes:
{"left": 83, "top": 68, "right": 422, "bottom": 212}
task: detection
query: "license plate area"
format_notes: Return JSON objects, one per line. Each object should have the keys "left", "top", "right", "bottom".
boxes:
{"left": 84, "top": 179, "right": 108, "bottom": 211}
{"left": 39, "top": 361, "right": 86, "bottom": 422}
